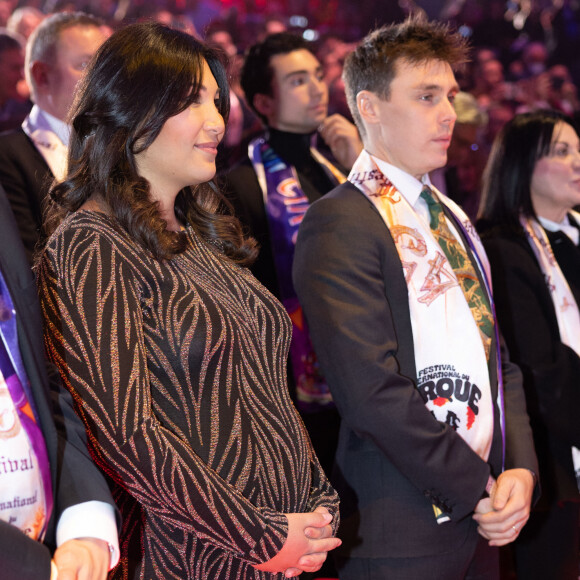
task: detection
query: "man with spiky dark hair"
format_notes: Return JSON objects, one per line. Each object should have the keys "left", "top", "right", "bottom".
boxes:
{"left": 294, "top": 17, "right": 538, "bottom": 579}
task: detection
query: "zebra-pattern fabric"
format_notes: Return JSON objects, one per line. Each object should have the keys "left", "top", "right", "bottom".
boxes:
{"left": 37, "top": 210, "right": 339, "bottom": 579}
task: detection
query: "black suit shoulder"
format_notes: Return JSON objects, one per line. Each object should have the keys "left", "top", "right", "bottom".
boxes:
{"left": 0, "top": 129, "right": 52, "bottom": 262}
{"left": 0, "top": 129, "right": 51, "bottom": 185}
{"left": 478, "top": 222, "right": 561, "bottom": 360}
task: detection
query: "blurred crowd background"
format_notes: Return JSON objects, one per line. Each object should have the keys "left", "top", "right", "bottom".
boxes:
{"left": 1, "top": 0, "right": 580, "bottom": 218}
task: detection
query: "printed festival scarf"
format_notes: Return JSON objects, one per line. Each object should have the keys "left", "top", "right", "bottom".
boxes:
{"left": 520, "top": 213, "right": 580, "bottom": 491}
{"left": 349, "top": 151, "right": 504, "bottom": 471}
{"left": 249, "top": 136, "right": 346, "bottom": 412}
{"left": 0, "top": 268, "right": 52, "bottom": 540}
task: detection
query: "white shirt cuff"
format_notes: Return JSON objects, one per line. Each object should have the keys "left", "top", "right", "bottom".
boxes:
{"left": 56, "top": 501, "right": 120, "bottom": 570}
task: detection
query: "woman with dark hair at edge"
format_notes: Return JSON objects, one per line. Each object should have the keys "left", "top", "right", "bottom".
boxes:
{"left": 36, "top": 22, "right": 340, "bottom": 580}
{"left": 477, "top": 110, "right": 580, "bottom": 580}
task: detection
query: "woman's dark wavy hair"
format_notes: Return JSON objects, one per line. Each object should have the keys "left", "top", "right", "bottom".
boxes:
{"left": 44, "top": 22, "right": 257, "bottom": 264}
{"left": 479, "top": 109, "right": 573, "bottom": 227}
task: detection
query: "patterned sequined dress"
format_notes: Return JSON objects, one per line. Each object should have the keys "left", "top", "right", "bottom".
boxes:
{"left": 37, "top": 211, "right": 338, "bottom": 579}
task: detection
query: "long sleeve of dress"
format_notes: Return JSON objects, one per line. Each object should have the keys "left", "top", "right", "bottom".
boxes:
{"left": 38, "top": 220, "right": 295, "bottom": 567}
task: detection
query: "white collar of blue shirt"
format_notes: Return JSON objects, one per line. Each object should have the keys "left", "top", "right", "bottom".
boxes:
{"left": 25, "top": 105, "right": 70, "bottom": 147}
{"left": 538, "top": 214, "right": 579, "bottom": 246}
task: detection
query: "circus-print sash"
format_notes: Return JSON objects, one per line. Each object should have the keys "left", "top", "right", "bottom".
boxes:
{"left": 249, "top": 137, "right": 346, "bottom": 411}
{"left": 0, "top": 269, "right": 52, "bottom": 540}
{"left": 349, "top": 151, "right": 505, "bottom": 472}
{"left": 520, "top": 214, "right": 580, "bottom": 491}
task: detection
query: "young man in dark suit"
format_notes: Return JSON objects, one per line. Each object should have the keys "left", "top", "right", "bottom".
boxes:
{"left": 0, "top": 183, "right": 119, "bottom": 579}
{"left": 223, "top": 32, "right": 363, "bottom": 489}
{"left": 293, "top": 17, "right": 538, "bottom": 580}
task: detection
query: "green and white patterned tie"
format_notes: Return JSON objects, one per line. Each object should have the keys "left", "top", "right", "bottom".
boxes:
{"left": 420, "top": 186, "right": 493, "bottom": 359}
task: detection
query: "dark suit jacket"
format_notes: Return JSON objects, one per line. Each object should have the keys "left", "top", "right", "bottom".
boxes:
{"left": 480, "top": 219, "right": 580, "bottom": 507}
{"left": 293, "top": 181, "right": 538, "bottom": 560}
{"left": 0, "top": 185, "right": 116, "bottom": 579}
{"left": 0, "top": 129, "right": 53, "bottom": 263}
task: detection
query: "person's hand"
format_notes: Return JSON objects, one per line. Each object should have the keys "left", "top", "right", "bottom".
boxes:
{"left": 474, "top": 496, "right": 493, "bottom": 516}
{"left": 253, "top": 508, "right": 341, "bottom": 578}
{"left": 283, "top": 506, "right": 337, "bottom": 578}
{"left": 472, "top": 468, "right": 534, "bottom": 546}
{"left": 53, "top": 538, "right": 110, "bottom": 580}
{"left": 318, "top": 114, "right": 363, "bottom": 169}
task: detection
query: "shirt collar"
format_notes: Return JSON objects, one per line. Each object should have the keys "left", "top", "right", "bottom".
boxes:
{"left": 26, "top": 105, "right": 70, "bottom": 147}
{"left": 538, "top": 214, "right": 579, "bottom": 245}
{"left": 369, "top": 152, "right": 431, "bottom": 205}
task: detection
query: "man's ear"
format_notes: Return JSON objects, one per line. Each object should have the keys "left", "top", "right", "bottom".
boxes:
{"left": 253, "top": 93, "right": 275, "bottom": 121}
{"left": 356, "top": 90, "right": 380, "bottom": 126}
{"left": 30, "top": 61, "right": 51, "bottom": 90}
